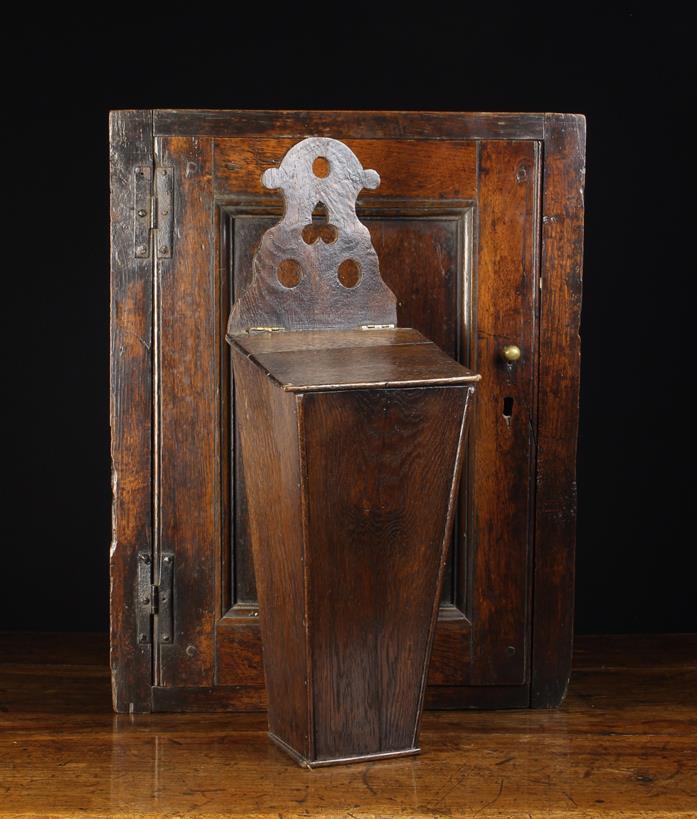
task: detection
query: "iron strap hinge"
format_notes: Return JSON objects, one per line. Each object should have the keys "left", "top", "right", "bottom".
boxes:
{"left": 136, "top": 552, "right": 174, "bottom": 645}
{"left": 133, "top": 164, "right": 173, "bottom": 259}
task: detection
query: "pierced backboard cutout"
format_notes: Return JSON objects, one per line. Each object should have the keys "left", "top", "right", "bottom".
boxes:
{"left": 226, "top": 137, "right": 398, "bottom": 335}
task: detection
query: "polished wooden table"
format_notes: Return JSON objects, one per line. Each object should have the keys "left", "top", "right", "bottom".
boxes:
{"left": 1, "top": 633, "right": 695, "bottom": 817}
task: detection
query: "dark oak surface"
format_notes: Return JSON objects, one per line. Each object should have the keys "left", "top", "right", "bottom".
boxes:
{"left": 2, "top": 632, "right": 695, "bottom": 817}
{"left": 233, "top": 327, "right": 427, "bottom": 353}
{"left": 153, "top": 109, "right": 546, "bottom": 139}
{"left": 227, "top": 135, "right": 479, "bottom": 766}
{"left": 231, "top": 353, "right": 309, "bottom": 756}
{"left": 300, "top": 385, "right": 471, "bottom": 763}
{"left": 109, "top": 110, "right": 153, "bottom": 712}
{"left": 231, "top": 329, "right": 475, "bottom": 764}
{"left": 110, "top": 110, "right": 585, "bottom": 714}
{"left": 156, "top": 135, "right": 219, "bottom": 692}
{"left": 469, "top": 140, "right": 538, "bottom": 688}
{"left": 231, "top": 329, "right": 480, "bottom": 392}
{"left": 532, "top": 114, "right": 586, "bottom": 707}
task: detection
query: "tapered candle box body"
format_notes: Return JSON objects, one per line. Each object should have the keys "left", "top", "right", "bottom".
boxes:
{"left": 229, "top": 327, "right": 478, "bottom": 767}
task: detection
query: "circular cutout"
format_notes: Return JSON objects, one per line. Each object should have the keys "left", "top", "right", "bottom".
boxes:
{"left": 337, "top": 258, "right": 362, "bottom": 288}
{"left": 302, "top": 223, "right": 338, "bottom": 245}
{"left": 277, "top": 259, "right": 303, "bottom": 288}
{"left": 312, "top": 156, "right": 331, "bottom": 178}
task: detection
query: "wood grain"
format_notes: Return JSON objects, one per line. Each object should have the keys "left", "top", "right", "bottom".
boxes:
{"left": 531, "top": 114, "right": 586, "bottom": 707}
{"left": 215, "top": 617, "right": 264, "bottom": 686}
{"left": 109, "top": 110, "right": 586, "bottom": 715}
{"left": 156, "top": 136, "right": 218, "bottom": 688}
{"left": 230, "top": 327, "right": 428, "bottom": 353}
{"left": 426, "top": 614, "right": 472, "bottom": 685}
{"left": 2, "top": 632, "right": 695, "bottom": 817}
{"left": 231, "top": 330, "right": 479, "bottom": 392}
{"left": 469, "top": 140, "right": 539, "bottom": 687}
{"left": 372, "top": 213, "right": 467, "bottom": 361}
{"left": 231, "top": 350, "right": 310, "bottom": 757}
{"left": 232, "top": 322, "right": 475, "bottom": 764}
{"left": 302, "top": 386, "right": 471, "bottom": 762}
{"left": 152, "top": 108, "right": 546, "bottom": 139}
{"left": 214, "top": 138, "right": 477, "bottom": 199}
{"left": 109, "top": 109, "right": 153, "bottom": 713}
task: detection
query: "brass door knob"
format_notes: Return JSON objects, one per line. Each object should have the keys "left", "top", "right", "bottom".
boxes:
{"left": 502, "top": 344, "right": 521, "bottom": 363}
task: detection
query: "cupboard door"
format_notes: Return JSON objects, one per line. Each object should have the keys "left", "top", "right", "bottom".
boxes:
{"left": 110, "top": 111, "right": 584, "bottom": 713}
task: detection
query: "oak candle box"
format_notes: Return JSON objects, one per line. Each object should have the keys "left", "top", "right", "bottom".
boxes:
{"left": 227, "top": 137, "right": 479, "bottom": 765}
{"left": 230, "top": 328, "right": 478, "bottom": 766}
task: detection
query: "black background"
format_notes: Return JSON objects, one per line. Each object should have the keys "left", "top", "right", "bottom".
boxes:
{"left": 3, "top": 12, "right": 692, "bottom": 635}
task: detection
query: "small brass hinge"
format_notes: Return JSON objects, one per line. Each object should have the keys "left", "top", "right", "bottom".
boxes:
{"left": 249, "top": 326, "right": 286, "bottom": 334}
{"left": 136, "top": 552, "right": 174, "bottom": 645}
